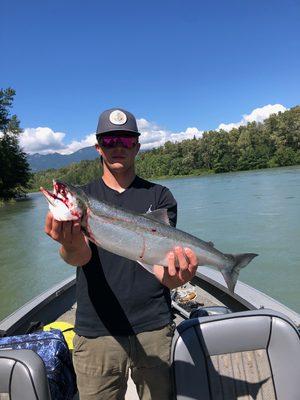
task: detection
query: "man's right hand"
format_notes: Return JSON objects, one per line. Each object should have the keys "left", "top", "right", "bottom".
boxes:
{"left": 44, "top": 212, "right": 92, "bottom": 266}
{"left": 45, "top": 212, "right": 84, "bottom": 248}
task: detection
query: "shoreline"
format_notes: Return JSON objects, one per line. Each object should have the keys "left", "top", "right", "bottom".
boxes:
{"left": 27, "top": 163, "right": 300, "bottom": 189}
{"left": 2, "top": 164, "right": 300, "bottom": 201}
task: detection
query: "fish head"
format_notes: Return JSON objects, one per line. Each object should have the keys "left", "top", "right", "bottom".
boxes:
{"left": 40, "top": 180, "right": 88, "bottom": 221}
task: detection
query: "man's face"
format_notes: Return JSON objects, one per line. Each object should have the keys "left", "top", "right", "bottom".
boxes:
{"left": 95, "top": 134, "right": 140, "bottom": 173}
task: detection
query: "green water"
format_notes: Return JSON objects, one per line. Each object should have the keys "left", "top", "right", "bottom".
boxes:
{"left": 0, "top": 166, "right": 299, "bottom": 320}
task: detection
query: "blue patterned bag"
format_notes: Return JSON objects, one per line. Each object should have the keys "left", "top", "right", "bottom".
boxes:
{"left": 0, "top": 329, "right": 77, "bottom": 400}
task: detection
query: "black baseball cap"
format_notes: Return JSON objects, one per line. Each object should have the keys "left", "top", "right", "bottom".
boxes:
{"left": 96, "top": 108, "right": 141, "bottom": 138}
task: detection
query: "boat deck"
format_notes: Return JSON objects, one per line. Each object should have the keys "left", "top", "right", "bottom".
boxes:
{"left": 56, "top": 282, "right": 224, "bottom": 400}
{"left": 57, "top": 281, "right": 224, "bottom": 325}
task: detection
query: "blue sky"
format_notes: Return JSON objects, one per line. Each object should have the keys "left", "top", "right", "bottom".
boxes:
{"left": 1, "top": 0, "right": 300, "bottom": 154}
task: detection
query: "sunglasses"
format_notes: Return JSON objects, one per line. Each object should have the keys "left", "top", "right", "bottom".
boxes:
{"left": 98, "top": 136, "right": 138, "bottom": 149}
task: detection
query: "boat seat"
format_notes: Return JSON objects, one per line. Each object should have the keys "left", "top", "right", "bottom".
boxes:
{"left": 0, "top": 349, "right": 51, "bottom": 400}
{"left": 171, "top": 309, "right": 300, "bottom": 400}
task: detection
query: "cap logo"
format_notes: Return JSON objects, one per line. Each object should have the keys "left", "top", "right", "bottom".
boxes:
{"left": 109, "top": 110, "right": 127, "bottom": 125}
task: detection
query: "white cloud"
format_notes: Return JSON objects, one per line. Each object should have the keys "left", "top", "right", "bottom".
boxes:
{"left": 20, "top": 128, "right": 98, "bottom": 155}
{"left": 218, "top": 122, "right": 240, "bottom": 131}
{"left": 19, "top": 127, "right": 66, "bottom": 154}
{"left": 137, "top": 118, "right": 152, "bottom": 130}
{"left": 169, "top": 127, "right": 203, "bottom": 142}
{"left": 20, "top": 103, "right": 287, "bottom": 155}
{"left": 137, "top": 119, "right": 203, "bottom": 150}
{"left": 59, "top": 134, "right": 97, "bottom": 155}
{"left": 218, "top": 104, "right": 287, "bottom": 132}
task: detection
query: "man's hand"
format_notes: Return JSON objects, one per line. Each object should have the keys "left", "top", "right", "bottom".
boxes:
{"left": 44, "top": 212, "right": 91, "bottom": 266}
{"left": 153, "top": 247, "right": 198, "bottom": 289}
{"left": 45, "top": 212, "right": 83, "bottom": 247}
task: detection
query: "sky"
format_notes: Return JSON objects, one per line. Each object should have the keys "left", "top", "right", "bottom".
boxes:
{"left": 1, "top": 0, "right": 300, "bottom": 154}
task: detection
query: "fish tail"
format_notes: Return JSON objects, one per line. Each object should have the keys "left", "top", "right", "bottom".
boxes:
{"left": 221, "top": 253, "right": 258, "bottom": 293}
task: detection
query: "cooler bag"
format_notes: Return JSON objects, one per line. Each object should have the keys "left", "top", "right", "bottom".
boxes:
{"left": 0, "top": 329, "right": 77, "bottom": 400}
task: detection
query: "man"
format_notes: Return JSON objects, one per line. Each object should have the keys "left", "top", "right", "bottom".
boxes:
{"left": 44, "top": 108, "right": 198, "bottom": 400}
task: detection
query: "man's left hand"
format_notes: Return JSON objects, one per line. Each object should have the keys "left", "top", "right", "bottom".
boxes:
{"left": 153, "top": 247, "right": 198, "bottom": 289}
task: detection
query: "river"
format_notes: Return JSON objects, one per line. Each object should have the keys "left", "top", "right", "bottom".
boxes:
{"left": 0, "top": 166, "right": 299, "bottom": 320}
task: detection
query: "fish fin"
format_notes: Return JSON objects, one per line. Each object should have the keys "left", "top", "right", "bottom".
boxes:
{"left": 221, "top": 253, "right": 258, "bottom": 293}
{"left": 136, "top": 260, "right": 155, "bottom": 274}
{"left": 143, "top": 209, "right": 170, "bottom": 225}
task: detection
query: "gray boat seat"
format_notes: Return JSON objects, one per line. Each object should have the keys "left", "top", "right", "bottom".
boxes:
{"left": 0, "top": 349, "right": 51, "bottom": 400}
{"left": 171, "top": 309, "right": 300, "bottom": 399}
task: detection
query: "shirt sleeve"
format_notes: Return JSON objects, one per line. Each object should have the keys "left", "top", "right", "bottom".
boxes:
{"left": 156, "top": 186, "right": 177, "bottom": 227}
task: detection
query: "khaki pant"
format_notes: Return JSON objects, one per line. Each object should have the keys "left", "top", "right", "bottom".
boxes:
{"left": 73, "top": 324, "right": 175, "bottom": 400}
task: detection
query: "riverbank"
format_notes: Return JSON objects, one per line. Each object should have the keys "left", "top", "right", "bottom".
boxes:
{"left": 24, "top": 162, "right": 300, "bottom": 193}
{"left": 26, "top": 167, "right": 214, "bottom": 192}
{"left": 4, "top": 163, "right": 300, "bottom": 200}
{"left": 148, "top": 168, "right": 215, "bottom": 181}
{"left": 0, "top": 194, "right": 30, "bottom": 207}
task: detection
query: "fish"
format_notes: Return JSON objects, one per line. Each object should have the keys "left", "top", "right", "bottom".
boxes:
{"left": 41, "top": 181, "right": 258, "bottom": 292}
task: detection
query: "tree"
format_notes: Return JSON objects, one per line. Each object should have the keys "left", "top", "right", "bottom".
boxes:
{"left": 0, "top": 88, "right": 31, "bottom": 200}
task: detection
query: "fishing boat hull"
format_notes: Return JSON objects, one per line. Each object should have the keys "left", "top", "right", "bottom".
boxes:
{"left": 1, "top": 267, "right": 299, "bottom": 336}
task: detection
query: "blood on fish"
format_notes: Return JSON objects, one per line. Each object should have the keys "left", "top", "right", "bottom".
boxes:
{"left": 139, "top": 236, "right": 146, "bottom": 259}
{"left": 42, "top": 183, "right": 83, "bottom": 221}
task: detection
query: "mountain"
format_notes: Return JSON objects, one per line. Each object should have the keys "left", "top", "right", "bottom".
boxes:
{"left": 27, "top": 146, "right": 99, "bottom": 172}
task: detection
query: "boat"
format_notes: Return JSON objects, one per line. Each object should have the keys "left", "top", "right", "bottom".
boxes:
{"left": 0, "top": 267, "right": 299, "bottom": 399}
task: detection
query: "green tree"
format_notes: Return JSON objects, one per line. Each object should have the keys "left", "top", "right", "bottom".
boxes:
{"left": 0, "top": 88, "right": 31, "bottom": 200}
{"left": 271, "top": 147, "right": 298, "bottom": 167}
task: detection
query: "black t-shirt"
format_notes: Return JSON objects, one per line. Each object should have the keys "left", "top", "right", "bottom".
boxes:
{"left": 75, "top": 176, "right": 177, "bottom": 337}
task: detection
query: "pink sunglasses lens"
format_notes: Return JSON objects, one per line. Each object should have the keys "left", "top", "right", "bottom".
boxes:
{"left": 120, "top": 137, "right": 137, "bottom": 148}
{"left": 101, "top": 137, "right": 116, "bottom": 147}
{"left": 101, "top": 136, "right": 137, "bottom": 148}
